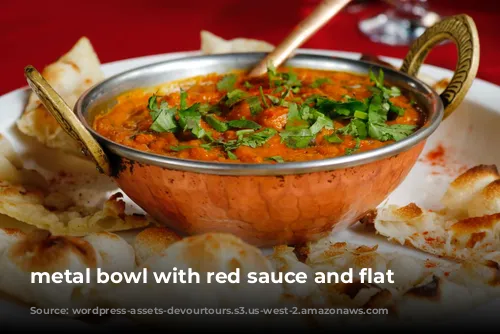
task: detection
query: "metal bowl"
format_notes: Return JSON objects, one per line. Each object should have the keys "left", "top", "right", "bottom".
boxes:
{"left": 26, "top": 15, "right": 479, "bottom": 246}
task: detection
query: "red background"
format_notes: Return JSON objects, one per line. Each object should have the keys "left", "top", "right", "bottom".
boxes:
{"left": 0, "top": 0, "right": 498, "bottom": 96}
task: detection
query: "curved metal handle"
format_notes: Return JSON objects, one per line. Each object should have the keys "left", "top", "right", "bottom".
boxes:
{"left": 24, "top": 66, "right": 111, "bottom": 175}
{"left": 248, "top": 0, "right": 352, "bottom": 77}
{"left": 400, "top": 14, "right": 479, "bottom": 119}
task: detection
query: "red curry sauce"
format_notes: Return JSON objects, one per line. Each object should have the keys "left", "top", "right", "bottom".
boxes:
{"left": 93, "top": 68, "right": 422, "bottom": 163}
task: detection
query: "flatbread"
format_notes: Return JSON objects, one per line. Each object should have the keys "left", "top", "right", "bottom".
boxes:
{"left": 200, "top": 30, "right": 274, "bottom": 54}
{"left": 0, "top": 229, "right": 134, "bottom": 311}
{"left": 133, "top": 227, "right": 181, "bottom": 265}
{"left": 371, "top": 165, "right": 500, "bottom": 265}
{"left": 0, "top": 184, "right": 150, "bottom": 236}
{"left": 272, "top": 236, "right": 498, "bottom": 326}
{"left": 17, "top": 37, "right": 104, "bottom": 155}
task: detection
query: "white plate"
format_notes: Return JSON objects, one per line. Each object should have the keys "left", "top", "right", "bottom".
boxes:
{"left": 0, "top": 49, "right": 499, "bottom": 328}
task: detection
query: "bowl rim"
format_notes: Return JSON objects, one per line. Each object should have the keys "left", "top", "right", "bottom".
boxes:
{"left": 75, "top": 52, "right": 443, "bottom": 176}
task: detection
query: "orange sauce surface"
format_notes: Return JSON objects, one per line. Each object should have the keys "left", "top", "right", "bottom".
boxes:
{"left": 93, "top": 68, "right": 422, "bottom": 163}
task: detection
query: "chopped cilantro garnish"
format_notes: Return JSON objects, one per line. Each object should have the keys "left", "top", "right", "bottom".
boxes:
{"left": 178, "top": 105, "right": 205, "bottom": 139}
{"left": 244, "top": 81, "right": 254, "bottom": 89}
{"left": 204, "top": 115, "right": 229, "bottom": 132}
{"left": 389, "top": 103, "right": 405, "bottom": 116}
{"left": 280, "top": 129, "right": 315, "bottom": 149}
{"left": 324, "top": 134, "right": 343, "bottom": 143}
{"left": 345, "top": 138, "right": 361, "bottom": 155}
{"left": 227, "top": 151, "right": 238, "bottom": 160}
{"left": 179, "top": 88, "right": 188, "bottom": 110}
{"left": 310, "top": 78, "right": 331, "bottom": 88}
{"left": 369, "top": 68, "right": 401, "bottom": 98}
{"left": 217, "top": 74, "right": 238, "bottom": 92}
{"left": 309, "top": 114, "right": 333, "bottom": 135}
{"left": 224, "top": 128, "right": 277, "bottom": 151}
{"left": 225, "top": 89, "right": 248, "bottom": 107}
{"left": 198, "top": 103, "right": 220, "bottom": 115}
{"left": 246, "top": 96, "right": 264, "bottom": 115}
{"left": 259, "top": 86, "right": 270, "bottom": 109}
{"left": 354, "top": 110, "right": 368, "bottom": 120}
{"left": 368, "top": 123, "right": 416, "bottom": 141}
{"left": 170, "top": 145, "right": 195, "bottom": 152}
{"left": 338, "top": 119, "right": 368, "bottom": 139}
{"left": 267, "top": 62, "right": 301, "bottom": 93}
{"left": 148, "top": 95, "right": 178, "bottom": 133}
{"left": 227, "top": 119, "right": 261, "bottom": 130}
{"left": 265, "top": 156, "right": 285, "bottom": 163}
{"left": 280, "top": 102, "right": 334, "bottom": 148}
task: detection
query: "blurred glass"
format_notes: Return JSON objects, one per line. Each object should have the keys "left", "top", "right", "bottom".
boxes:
{"left": 359, "top": 0, "right": 441, "bottom": 46}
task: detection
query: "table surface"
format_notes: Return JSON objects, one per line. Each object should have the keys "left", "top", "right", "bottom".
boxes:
{"left": 0, "top": 0, "right": 498, "bottom": 96}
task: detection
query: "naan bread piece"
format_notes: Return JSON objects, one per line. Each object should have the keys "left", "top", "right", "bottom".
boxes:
{"left": 372, "top": 165, "right": 500, "bottom": 265}
{"left": 0, "top": 229, "right": 136, "bottom": 312}
{"left": 296, "top": 239, "right": 419, "bottom": 308}
{"left": 0, "top": 154, "right": 48, "bottom": 190}
{"left": 292, "top": 236, "right": 498, "bottom": 326}
{"left": 0, "top": 134, "right": 22, "bottom": 169}
{"left": 200, "top": 30, "right": 274, "bottom": 54}
{"left": 467, "top": 179, "right": 500, "bottom": 217}
{"left": 83, "top": 232, "right": 135, "bottom": 273}
{"left": 374, "top": 203, "right": 500, "bottom": 264}
{"left": 133, "top": 227, "right": 181, "bottom": 266}
{"left": 0, "top": 229, "right": 97, "bottom": 310}
{"left": 268, "top": 245, "right": 323, "bottom": 303}
{"left": 0, "top": 183, "right": 150, "bottom": 236}
{"left": 441, "top": 165, "right": 500, "bottom": 218}
{"left": 394, "top": 275, "right": 490, "bottom": 321}
{"left": 0, "top": 214, "right": 36, "bottom": 234}
{"left": 105, "top": 233, "right": 283, "bottom": 311}
{"left": 17, "top": 37, "right": 104, "bottom": 154}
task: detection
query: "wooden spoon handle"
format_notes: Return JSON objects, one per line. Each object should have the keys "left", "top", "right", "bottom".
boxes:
{"left": 247, "top": 0, "right": 352, "bottom": 77}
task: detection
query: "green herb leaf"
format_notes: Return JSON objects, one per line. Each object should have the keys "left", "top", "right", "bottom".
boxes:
{"left": 246, "top": 96, "right": 263, "bottom": 115}
{"left": 389, "top": 103, "right": 405, "bottom": 116}
{"left": 224, "top": 128, "right": 277, "bottom": 151}
{"left": 309, "top": 114, "right": 334, "bottom": 135}
{"left": 368, "top": 123, "right": 416, "bottom": 141}
{"left": 244, "top": 81, "right": 254, "bottom": 89}
{"left": 310, "top": 78, "right": 331, "bottom": 88}
{"left": 148, "top": 95, "right": 178, "bottom": 133}
{"left": 345, "top": 138, "right": 361, "bottom": 155}
{"left": 259, "top": 86, "right": 269, "bottom": 109}
{"left": 170, "top": 145, "right": 194, "bottom": 151}
{"left": 179, "top": 88, "right": 187, "bottom": 110}
{"left": 267, "top": 62, "right": 302, "bottom": 92}
{"left": 285, "top": 103, "right": 309, "bottom": 131}
{"left": 367, "top": 94, "right": 388, "bottom": 124}
{"left": 369, "top": 69, "right": 401, "bottom": 98}
{"left": 266, "top": 94, "right": 281, "bottom": 105}
{"left": 324, "top": 134, "right": 343, "bottom": 143}
{"left": 178, "top": 105, "right": 205, "bottom": 139}
{"left": 217, "top": 74, "right": 238, "bottom": 92}
{"left": 354, "top": 110, "right": 368, "bottom": 120}
{"left": 265, "top": 156, "right": 285, "bottom": 163}
{"left": 225, "top": 89, "right": 248, "bottom": 107}
{"left": 338, "top": 119, "right": 367, "bottom": 139}
{"left": 227, "top": 151, "right": 238, "bottom": 160}
{"left": 204, "top": 114, "right": 229, "bottom": 132}
{"left": 280, "top": 129, "right": 314, "bottom": 149}
{"left": 198, "top": 103, "right": 220, "bottom": 115}
{"left": 227, "top": 119, "right": 261, "bottom": 130}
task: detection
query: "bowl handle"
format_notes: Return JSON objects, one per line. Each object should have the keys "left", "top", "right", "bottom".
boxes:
{"left": 400, "top": 14, "right": 479, "bottom": 119}
{"left": 24, "top": 66, "right": 112, "bottom": 175}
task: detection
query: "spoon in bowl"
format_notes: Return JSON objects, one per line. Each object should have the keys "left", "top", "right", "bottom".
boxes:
{"left": 247, "top": 0, "right": 352, "bottom": 78}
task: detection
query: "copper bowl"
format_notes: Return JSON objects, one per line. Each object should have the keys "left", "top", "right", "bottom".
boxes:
{"left": 25, "top": 15, "right": 479, "bottom": 246}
